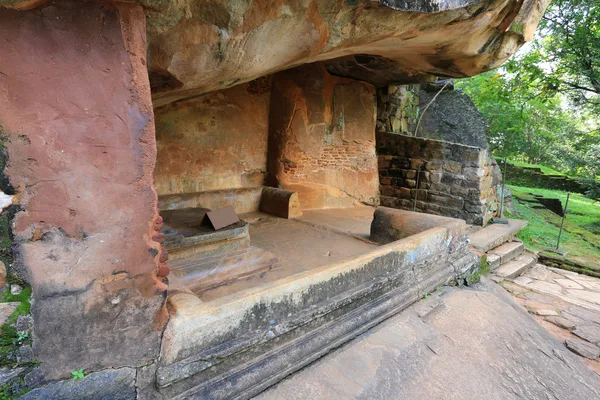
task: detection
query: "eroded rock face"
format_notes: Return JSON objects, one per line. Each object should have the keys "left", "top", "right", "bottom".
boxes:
{"left": 0, "top": 0, "right": 550, "bottom": 106}
{"left": 268, "top": 63, "right": 380, "bottom": 209}
{"left": 154, "top": 78, "right": 271, "bottom": 195}
{"left": 0, "top": 2, "right": 167, "bottom": 380}
{"left": 143, "top": 0, "right": 549, "bottom": 105}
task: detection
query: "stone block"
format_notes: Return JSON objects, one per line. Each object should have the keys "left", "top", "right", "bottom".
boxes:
{"left": 380, "top": 177, "right": 392, "bottom": 185}
{"left": 20, "top": 367, "right": 136, "bottom": 400}
{"left": 418, "top": 181, "right": 431, "bottom": 190}
{"left": 24, "top": 368, "right": 45, "bottom": 389}
{"left": 391, "top": 178, "right": 405, "bottom": 187}
{"left": 388, "top": 169, "right": 404, "bottom": 178}
{"left": 573, "top": 325, "right": 600, "bottom": 345}
{"left": 566, "top": 339, "right": 600, "bottom": 360}
{"left": 405, "top": 170, "right": 416, "bottom": 179}
{"left": 443, "top": 161, "right": 463, "bottom": 174}
{"left": 411, "top": 189, "right": 428, "bottom": 201}
{"left": 429, "top": 172, "right": 443, "bottom": 183}
{"left": 441, "top": 173, "right": 459, "bottom": 186}
{"left": 0, "top": 302, "right": 19, "bottom": 325}
{"left": 380, "top": 185, "right": 395, "bottom": 197}
{"left": 391, "top": 157, "right": 411, "bottom": 169}
{"left": 464, "top": 201, "right": 485, "bottom": 213}
{"left": 398, "top": 187, "right": 412, "bottom": 200}
{"left": 405, "top": 179, "right": 416, "bottom": 188}
{"left": 425, "top": 160, "right": 443, "bottom": 171}
{"left": 419, "top": 171, "right": 432, "bottom": 183}
{"left": 378, "top": 155, "right": 393, "bottom": 169}
{"left": 17, "top": 346, "right": 35, "bottom": 363}
{"left": 450, "top": 186, "right": 470, "bottom": 197}
{"left": 429, "top": 183, "right": 451, "bottom": 194}
{"left": 409, "top": 158, "right": 425, "bottom": 169}
{"left": 463, "top": 167, "right": 485, "bottom": 179}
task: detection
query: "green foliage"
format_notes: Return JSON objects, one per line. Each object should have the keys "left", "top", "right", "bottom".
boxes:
{"left": 455, "top": 1, "right": 600, "bottom": 180}
{"left": 71, "top": 369, "right": 85, "bottom": 381}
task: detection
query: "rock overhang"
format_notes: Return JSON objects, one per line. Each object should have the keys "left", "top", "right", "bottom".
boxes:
{"left": 0, "top": 0, "right": 550, "bottom": 107}
{"left": 142, "top": 0, "right": 550, "bottom": 106}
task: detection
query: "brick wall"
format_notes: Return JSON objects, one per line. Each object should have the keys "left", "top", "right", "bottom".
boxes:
{"left": 377, "top": 132, "right": 498, "bottom": 225}
{"left": 268, "top": 63, "right": 379, "bottom": 209}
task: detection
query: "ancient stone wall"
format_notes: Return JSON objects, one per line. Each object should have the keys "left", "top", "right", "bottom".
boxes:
{"left": 376, "top": 82, "right": 491, "bottom": 149}
{"left": 377, "top": 133, "right": 498, "bottom": 225}
{"left": 154, "top": 78, "right": 271, "bottom": 196}
{"left": 268, "top": 63, "right": 379, "bottom": 209}
{"left": 0, "top": 3, "right": 167, "bottom": 381}
{"left": 499, "top": 161, "right": 586, "bottom": 194}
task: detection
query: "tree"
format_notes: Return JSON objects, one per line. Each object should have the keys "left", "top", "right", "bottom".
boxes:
{"left": 513, "top": 0, "right": 600, "bottom": 111}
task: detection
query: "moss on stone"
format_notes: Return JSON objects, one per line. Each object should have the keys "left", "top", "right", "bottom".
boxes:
{"left": 480, "top": 254, "right": 490, "bottom": 276}
{"left": 465, "top": 270, "right": 481, "bottom": 286}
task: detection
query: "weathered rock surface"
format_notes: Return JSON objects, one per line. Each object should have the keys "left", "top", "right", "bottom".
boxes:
{"left": 154, "top": 79, "right": 271, "bottom": 196}
{"left": 133, "top": 0, "right": 550, "bottom": 105}
{"left": 255, "top": 278, "right": 600, "bottom": 399}
{"left": 20, "top": 367, "right": 136, "bottom": 400}
{"left": 0, "top": 3, "right": 168, "bottom": 380}
{"left": 566, "top": 339, "right": 600, "bottom": 360}
{"left": 417, "top": 85, "right": 491, "bottom": 149}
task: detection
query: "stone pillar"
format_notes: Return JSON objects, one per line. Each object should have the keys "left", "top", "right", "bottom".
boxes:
{"left": 268, "top": 63, "right": 379, "bottom": 209}
{"left": 0, "top": 2, "right": 167, "bottom": 379}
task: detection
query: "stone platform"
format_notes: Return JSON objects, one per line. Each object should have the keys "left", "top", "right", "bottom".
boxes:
{"left": 154, "top": 207, "right": 479, "bottom": 399}
{"left": 255, "top": 278, "right": 600, "bottom": 400}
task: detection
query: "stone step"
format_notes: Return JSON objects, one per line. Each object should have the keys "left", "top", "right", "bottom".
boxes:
{"left": 164, "top": 220, "right": 251, "bottom": 262}
{"left": 494, "top": 254, "right": 537, "bottom": 279}
{"left": 468, "top": 219, "right": 528, "bottom": 253}
{"left": 170, "top": 245, "right": 281, "bottom": 294}
{"left": 489, "top": 241, "right": 524, "bottom": 266}
{"left": 487, "top": 253, "right": 501, "bottom": 270}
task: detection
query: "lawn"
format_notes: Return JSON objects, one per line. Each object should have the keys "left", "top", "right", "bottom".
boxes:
{"left": 505, "top": 185, "right": 600, "bottom": 269}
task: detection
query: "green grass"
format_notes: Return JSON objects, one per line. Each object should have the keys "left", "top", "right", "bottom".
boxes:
{"left": 2, "top": 287, "right": 31, "bottom": 325}
{"left": 506, "top": 185, "right": 600, "bottom": 268}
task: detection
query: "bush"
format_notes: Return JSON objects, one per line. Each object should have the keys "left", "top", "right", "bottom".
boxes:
{"left": 581, "top": 179, "right": 600, "bottom": 200}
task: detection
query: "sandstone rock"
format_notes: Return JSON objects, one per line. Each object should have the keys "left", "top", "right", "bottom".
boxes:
{"left": 138, "top": 0, "right": 551, "bottom": 106}
{"left": 529, "top": 308, "right": 559, "bottom": 317}
{"left": 544, "top": 316, "right": 576, "bottom": 331}
{"left": 573, "top": 325, "right": 600, "bottom": 346}
{"left": 20, "top": 367, "right": 136, "bottom": 400}
{"left": 566, "top": 338, "right": 600, "bottom": 360}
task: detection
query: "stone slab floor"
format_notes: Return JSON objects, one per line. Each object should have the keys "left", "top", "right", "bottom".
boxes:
{"left": 254, "top": 278, "right": 600, "bottom": 400}
{"left": 500, "top": 264, "right": 600, "bottom": 375}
